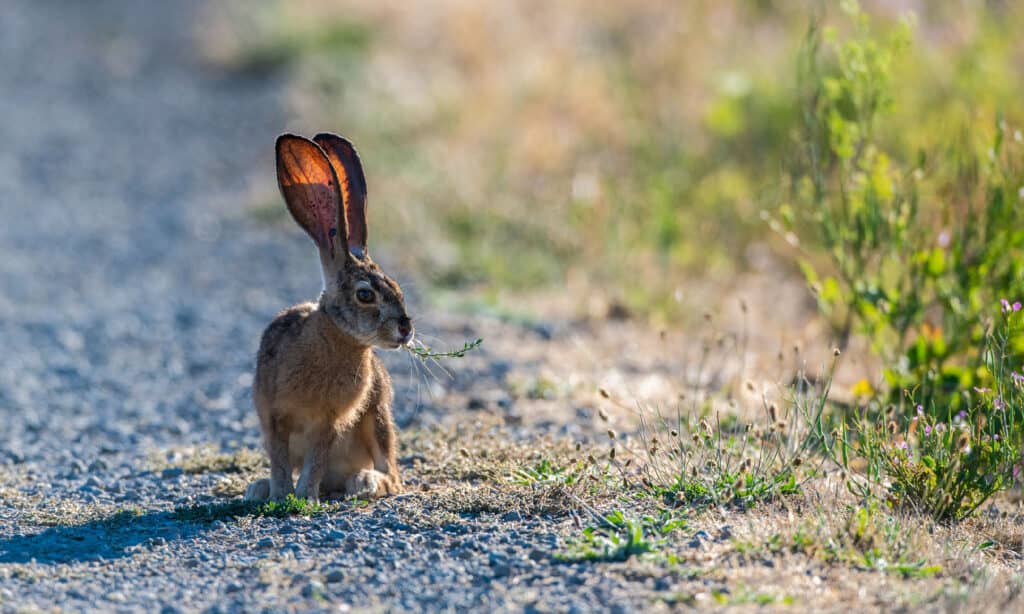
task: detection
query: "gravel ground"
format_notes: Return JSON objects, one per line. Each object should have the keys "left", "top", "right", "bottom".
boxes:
{"left": 0, "top": 2, "right": 716, "bottom": 611}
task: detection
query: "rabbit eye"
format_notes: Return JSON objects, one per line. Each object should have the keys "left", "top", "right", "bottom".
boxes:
{"left": 356, "top": 288, "right": 375, "bottom": 304}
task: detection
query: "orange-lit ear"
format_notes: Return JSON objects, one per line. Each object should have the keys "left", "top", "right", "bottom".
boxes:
{"left": 313, "top": 133, "right": 368, "bottom": 258}
{"left": 275, "top": 134, "right": 345, "bottom": 258}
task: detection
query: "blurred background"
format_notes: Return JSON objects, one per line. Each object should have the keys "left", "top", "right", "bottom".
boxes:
{"left": 201, "top": 0, "right": 1024, "bottom": 324}
{"left": 1, "top": 0, "right": 1022, "bottom": 458}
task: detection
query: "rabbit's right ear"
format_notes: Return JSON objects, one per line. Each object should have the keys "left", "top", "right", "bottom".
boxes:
{"left": 275, "top": 134, "right": 346, "bottom": 259}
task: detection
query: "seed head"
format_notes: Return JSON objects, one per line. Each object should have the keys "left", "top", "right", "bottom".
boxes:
{"left": 459, "top": 448, "right": 470, "bottom": 458}
{"left": 609, "top": 447, "right": 616, "bottom": 460}
{"left": 769, "top": 404, "right": 778, "bottom": 423}
{"left": 597, "top": 408, "right": 609, "bottom": 422}
{"left": 887, "top": 421, "right": 898, "bottom": 436}
{"left": 598, "top": 388, "right": 610, "bottom": 399}
{"left": 792, "top": 457, "right": 803, "bottom": 467}
{"left": 832, "top": 347, "right": 841, "bottom": 357}
{"left": 670, "top": 429, "right": 679, "bottom": 438}
{"left": 575, "top": 442, "right": 582, "bottom": 452}
{"left": 607, "top": 429, "right": 617, "bottom": 440}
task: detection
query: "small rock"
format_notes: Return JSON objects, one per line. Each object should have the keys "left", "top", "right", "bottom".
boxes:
{"left": 302, "top": 580, "right": 326, "bottom": 599}
{"left": 161, "top": 467, "right": 183, "bottom": 479}
{"left": 256, "top": 537, "right": 274, "bottom": 549}
{"left": 501, "top": 511, "right": 523, "bottom": 522}
{"left": 325, "top": 569, "right": 345, "bottom": 583}
{"left": 89, "top": 458, "right": 108, "bottom": 472}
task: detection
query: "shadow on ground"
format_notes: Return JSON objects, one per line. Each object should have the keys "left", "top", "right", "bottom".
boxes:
{"left": 0, "top": 510, "right": 210, "bottom": 565}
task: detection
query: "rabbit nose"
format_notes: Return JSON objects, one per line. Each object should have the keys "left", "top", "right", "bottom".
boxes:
{"left": 397, "top": 317, "right": 413, "bottom": 339}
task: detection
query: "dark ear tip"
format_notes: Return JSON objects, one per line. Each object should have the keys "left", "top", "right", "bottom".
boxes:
{"left": 313, "top": 132, "right": 354, "bottom": 147}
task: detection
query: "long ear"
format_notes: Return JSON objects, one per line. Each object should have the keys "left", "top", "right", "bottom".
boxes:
{"left": 313, "top": 133, "right": 368, "bottom": 258}
{"left": 275, "top": 134, "right": 346, "bottom": 260}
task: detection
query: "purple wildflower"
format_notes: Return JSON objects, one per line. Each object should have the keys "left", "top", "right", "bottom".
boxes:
{"left": 1015, "top": 302, "right": 1022, "bottom": 312}
{"left": 916, "top": 404, "right": 925, "bottom": 416}
{"left": 1002, "top": 298, "right": 1012, "bottom": 313}
{"left": 995, "top": 397, "right": 1005, "bottom": 411}
{"left": 924, "top": 425, "right": 932, "bottom": 436}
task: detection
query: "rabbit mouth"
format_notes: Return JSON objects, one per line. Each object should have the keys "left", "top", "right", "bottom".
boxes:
{"left": 374, "top": 331, "right": 414, "bottom": 350}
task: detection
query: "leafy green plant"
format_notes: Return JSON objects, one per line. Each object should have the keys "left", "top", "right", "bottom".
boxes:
{"left": 556, "top": 510, "right": 686, "bottom": 563}
{"left": 824, "top": 303, "right": 1023, "bottom": 520}
{"left": 783, "top": 0, "right": 1024, "bottom": 412}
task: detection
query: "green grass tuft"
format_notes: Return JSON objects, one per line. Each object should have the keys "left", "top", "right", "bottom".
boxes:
{"left": 173, "top": 495, "right": 338, "bottom": 523}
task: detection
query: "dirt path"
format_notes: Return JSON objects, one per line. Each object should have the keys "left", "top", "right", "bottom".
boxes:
{"left": 0, "top": 2, "right": 850, "bottom": 611}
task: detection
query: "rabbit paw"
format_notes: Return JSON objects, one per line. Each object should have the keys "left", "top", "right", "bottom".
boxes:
{"left": 244, "top": 478, "right": 271, "bottom": 502}
{"left": 294, "top": 479, "right": 320, "bottom": 504}
{"left": 345, "top": 470, "right": 397, "bottom": 499}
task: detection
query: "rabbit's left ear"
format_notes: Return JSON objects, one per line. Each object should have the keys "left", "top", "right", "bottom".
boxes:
{"left": 314, "top": 133, "right": 368, "bottom": 258}
{"left": 275, "top": 134, "right": 346, "bottom": 260}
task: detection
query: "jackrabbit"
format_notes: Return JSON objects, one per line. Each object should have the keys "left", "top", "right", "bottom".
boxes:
{"left": 244, "top": 133, "right": 412, "bottom": 503}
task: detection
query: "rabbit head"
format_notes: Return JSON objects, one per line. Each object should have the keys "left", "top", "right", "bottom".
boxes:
{"left": 275, "top": 133, "right": 413, "bottom": 349}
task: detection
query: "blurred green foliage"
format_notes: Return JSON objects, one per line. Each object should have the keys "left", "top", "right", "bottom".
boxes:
{"left": 208, "top": 1, "right": 1023, "bottom": 324}
{"left": 781, "top": 0, "right": 1024, "bottom": 411}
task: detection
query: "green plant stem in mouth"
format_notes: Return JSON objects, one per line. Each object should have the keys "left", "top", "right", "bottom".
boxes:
{"left": 406, "top": 338, "right": 483, "bottom": 361}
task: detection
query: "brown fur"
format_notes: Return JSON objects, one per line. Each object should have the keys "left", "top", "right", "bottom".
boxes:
{"left": 244, "top": 134, "right": 411, "bottom": 503}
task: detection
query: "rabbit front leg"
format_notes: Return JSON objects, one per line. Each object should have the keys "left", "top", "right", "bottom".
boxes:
{"left": 266, "top": 416, "right": 294, "bottom": 501}
{"left": 294, "top": 428, "right": 336, "bottom": 503}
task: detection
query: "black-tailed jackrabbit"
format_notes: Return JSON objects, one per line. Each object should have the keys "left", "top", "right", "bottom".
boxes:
{"left": 244, "top": 133, "right": 412, "bottom": 503}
